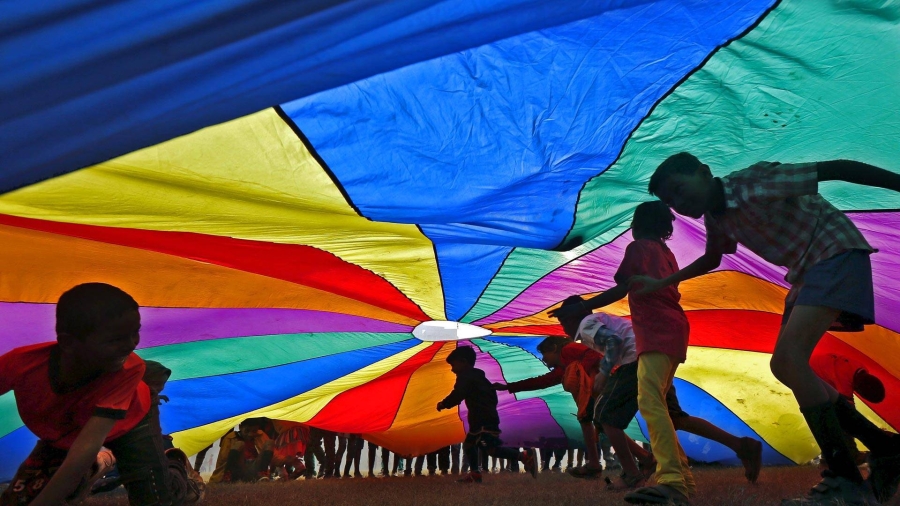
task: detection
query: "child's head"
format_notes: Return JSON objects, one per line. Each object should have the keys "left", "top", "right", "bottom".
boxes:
{"left": 556, "top": 296, "right": 591, "bottom": 338}
{"left": 631, "top": 200, "right": 676, "bottom": 242}
{"left": 56, "top": 283, "right": 141, "bottom": 374}
{"left": 647, "top": 152, "right": 716, "bottom": 219}
{"left": 446, "top": 346, "right": 477, "bottom": 374}
{"left": 536, "top": 336, "right": 570, "bottom": 368}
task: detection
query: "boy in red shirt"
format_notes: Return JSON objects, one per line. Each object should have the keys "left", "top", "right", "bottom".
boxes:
{"left": 642, "top": 153, "right": 900, "bottom": 504}
{"left": 493, "top": 336, "right": 605, "bottom": 478}
{"left": 551, "top": 201, "right": 697, "bottom": 504}
{"left": 0, "top": 283, "right": 203, "bottom": 505}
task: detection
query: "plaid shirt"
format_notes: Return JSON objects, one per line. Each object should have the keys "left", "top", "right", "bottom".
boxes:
{"left": 704, "top": 162, "right": 872, "bottom": 300}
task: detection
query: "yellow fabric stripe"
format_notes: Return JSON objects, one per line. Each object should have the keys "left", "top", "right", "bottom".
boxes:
{"left": 365, "top": 342, "right": 465, "bottom": 455}
{"left": 171, "top": 342, "right": 431, "bottom": 456}
{"left": 486, "top": 271, "right": 787, "bottom": 330}
{"left": 0, "top": 109, "right": 445, "bottom": 320}
{"left": 676, "top": 347, "right": 817, "bottom": 464}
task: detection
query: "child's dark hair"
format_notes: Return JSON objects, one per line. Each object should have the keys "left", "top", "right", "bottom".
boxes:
{"left": 632, "top": 201, "right": 675, "bottom": 241}
{"left": 446, "top": 346, "right": 476, "bottom": 366}
{"left": 647, "top": 152, "right": 702, "bottom": 197}
{"left": 56, "top": 283, "right": 139, "bottom": 339}
{"left": 560, "top": 295, "right": 590, "bottom": 313}
{"left": 537, "top": 336, "right": 570, "bottom": 354}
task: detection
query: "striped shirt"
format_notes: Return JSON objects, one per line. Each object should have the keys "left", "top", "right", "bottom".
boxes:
{"left": 704, "top": 162, "right": 872, "bottom": 301}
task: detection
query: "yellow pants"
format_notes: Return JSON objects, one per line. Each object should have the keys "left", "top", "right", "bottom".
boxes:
{"left": 637, "top": 352, "right": 695, "bottom": 497}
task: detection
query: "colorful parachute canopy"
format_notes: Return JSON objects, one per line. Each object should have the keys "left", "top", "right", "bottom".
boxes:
{"left": 2, "top": 0, "right": 900, "bottom": 482}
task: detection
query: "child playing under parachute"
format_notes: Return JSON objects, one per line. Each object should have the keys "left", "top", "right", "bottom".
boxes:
{"left": 0, "top": 283, "right": 204, "bottom": 506}
{"left": 437, "top": 346, "right": 537, "bottom": 483}
{"left": 552, "top": 295, "right": 762, "bottom": 491}
{"left": 639, "top": 154, "right": 900, "bottom": 505}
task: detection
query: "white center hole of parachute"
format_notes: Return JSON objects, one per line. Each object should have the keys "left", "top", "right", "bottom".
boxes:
{"left": 412, "top": 321, "right": 492, "bottom": 342}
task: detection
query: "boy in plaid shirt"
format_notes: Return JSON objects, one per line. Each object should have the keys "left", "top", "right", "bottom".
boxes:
{"left": 640, "top": 153, "right": 900, "bottom": 505}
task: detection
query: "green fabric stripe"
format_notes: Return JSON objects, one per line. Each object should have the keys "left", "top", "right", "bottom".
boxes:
{"left": 461, "top": 222, "right": 629, "bottom": 323}
{"left": 0, "top": 392, "right": 23, "bottom": 440}
{"left": 472, "top": 338, "right": 583, "bottom": 446}
{"left": 137, "top": 332, "right": 412, "bottom": 381}
{"left": 567, "top": 0, "right": 900, "bottom": 244}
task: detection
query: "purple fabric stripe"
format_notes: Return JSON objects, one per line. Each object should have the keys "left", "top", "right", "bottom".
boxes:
{"left": 459, "top": 340, "right": 565, "bottom": 448}
{"left": 0, "top": 303, "right": 412, "bottom": 354}
{"left": 476, "top": 212, "right": 900, "bottom": 333}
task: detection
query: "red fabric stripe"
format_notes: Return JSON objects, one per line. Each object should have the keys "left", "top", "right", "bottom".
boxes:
{"left": 307, "top": 343, "right": 443, "bottom": 432}
{"left": 0, "top": 214, "right": 428, "bottom": 321}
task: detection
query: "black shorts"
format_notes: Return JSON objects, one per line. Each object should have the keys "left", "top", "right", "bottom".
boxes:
{"left": 464, "top": 426, "right": 504, "bottom": 450}
{"left": 593, "top": 361, "right": 689, "bottom": 430}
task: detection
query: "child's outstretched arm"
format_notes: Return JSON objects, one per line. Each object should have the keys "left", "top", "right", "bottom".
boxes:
{"left": 818, "top": 160, "right": 900, "bottom": 192}
{"left": 629, "top": 251, "right": 722, "bottom": 295}
{"left": 437, "top": 377, "right": 470, "bottom": 411}
{"left": 32, "top": 416, "right": 116, "bottom": 506}
{"left": 548, "top": 283, "right": 629, "bottom": 320}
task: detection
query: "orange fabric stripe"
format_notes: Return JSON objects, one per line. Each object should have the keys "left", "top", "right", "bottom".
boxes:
{"left": 0, "top": 223, "right": 418, "bottom": 325}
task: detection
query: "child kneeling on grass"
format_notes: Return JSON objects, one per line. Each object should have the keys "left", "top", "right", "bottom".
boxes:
{"left": 0, "top": 283, "right": 204, "bottom": 506}
{"left": 437, "top": 346, "right": 537, "bottom": 483}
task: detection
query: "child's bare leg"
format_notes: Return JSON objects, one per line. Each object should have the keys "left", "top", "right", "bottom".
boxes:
{"left": 580, "top": 421, "right": 601, "bottom": 469}
{"left": 673, "top": 416, "right": 741, "bottom": 453}
{"left": 626, "top": 437, "right": 653, "bottom": 466}
{"left": 770, "top": 305, "right": 840, "bottom": 407}
{"left": 604, "top": 426, "right": 641, "bottom": 479}
{"left": 771, "top": 305, "right": 862, "bottom": 483}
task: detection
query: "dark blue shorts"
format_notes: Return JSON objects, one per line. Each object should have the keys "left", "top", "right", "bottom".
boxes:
{"left": 783, "top": 249, "right": 875, "bottom": 329}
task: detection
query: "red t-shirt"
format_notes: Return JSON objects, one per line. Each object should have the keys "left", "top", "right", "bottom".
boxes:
{"left": 506, "top": 342, "right": 603, "bottom": 393}
{"left": 614, "top": 239, "right": 690, "bottom": 362}
{"left": 0, "top": 342, "right": 151, "bottom": 449}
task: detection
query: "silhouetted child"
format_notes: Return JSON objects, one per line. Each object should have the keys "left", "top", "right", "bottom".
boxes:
{"left": 495, "top": 336, "right": 605, "bottom": 478}
{"left": 555, "top": 296, "right": 763, "bottom": 490}
{"left": 550, "top": 201, "right": 696, "bottom": 504}
{"left": 0, "top": 283, "right": 203, "bottom": 505}
{"left": 437, "top": 346, "right": 537, "bottom": 483}
{"left": 642, "top": 153, "right": 900, "bottom": 504}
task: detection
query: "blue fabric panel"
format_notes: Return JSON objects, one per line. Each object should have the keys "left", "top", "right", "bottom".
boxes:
{"left": 284, "top": 0, "right": 775, "bottom": 249}
{"left": 483, "top": 336, "right": 545, "bottom": 361}
{"left": 159, "top": 338, "right": 418, "bottom": 434}
{"left": 0, "top": 1, "right": 644, "bottom": 194}
{"left": 430, "top": 238, "right": 511, "bottom": 321}
{"left": 633, "top": 378, "right": 794, "bottom": 466}
{"left": 0, "top": 426, "right": 38, "bottom": 483}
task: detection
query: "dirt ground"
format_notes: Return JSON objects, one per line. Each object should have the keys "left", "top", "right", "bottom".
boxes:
{"left": 84, "top": 465, "right": 900, "bottom": 506}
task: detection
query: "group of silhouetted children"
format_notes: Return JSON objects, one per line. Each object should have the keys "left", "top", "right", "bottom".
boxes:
{"left": 436, "top": 154, "right": 900, "bottom": 505}
{"left": 2, "top": 153, "right": 899, "bottom": 505}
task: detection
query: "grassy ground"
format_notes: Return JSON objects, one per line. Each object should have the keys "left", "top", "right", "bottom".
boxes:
{"left": 84, "top": 465, "right": 900, "bottom": 506}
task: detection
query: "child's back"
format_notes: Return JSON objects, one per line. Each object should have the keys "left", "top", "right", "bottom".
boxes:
{"left": 446, "top": 366, "right": 500, "bottom": 430}
{"left": 616, "top": 238, "right": 689, "bottom": 362}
